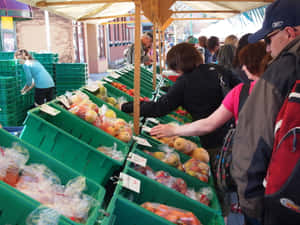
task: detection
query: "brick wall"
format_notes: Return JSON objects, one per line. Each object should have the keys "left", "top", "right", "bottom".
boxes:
{"left": 16, "top": 8, "right": 75, "bottom": 63}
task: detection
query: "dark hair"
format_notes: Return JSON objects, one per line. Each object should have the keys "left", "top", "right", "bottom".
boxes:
{"left": 144, "top": 32, "right": 153, "bottom": 40}
{"left": 14, "top": 49, "right": 33, "bottom": 60}
{"left": 217, "top": 44, "right": 236, "bottom": 69}
{"left": 207, "top": 36, "right": 219, "bottom": 51}
{"left": 238, "top": 41, "right": 268, "bottom": 76}
{"left": 166, "top": 43, "right": 203, "bottom": 73}
{"left": 232, "top": 33, "right": 251, "bottom": 68}
{"left": 198, "top": 36, "right": 207, "bottom": 48}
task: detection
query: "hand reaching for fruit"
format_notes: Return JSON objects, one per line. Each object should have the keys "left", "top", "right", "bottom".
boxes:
{"left": 150, "top": 123, "right": 179, "bottom": 138}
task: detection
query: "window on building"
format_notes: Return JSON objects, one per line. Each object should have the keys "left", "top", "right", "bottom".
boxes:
{"left": 97, "top": 25, "right": 106, "bottom": 58}
{"left": 72, "top": 21, "right": 86, "bottom": 63}
{"left": 0, "top": 18, "right": 16, "bottom": 52}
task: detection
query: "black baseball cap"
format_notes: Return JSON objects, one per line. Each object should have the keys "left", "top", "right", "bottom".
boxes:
{"left": 248, "top": 0, "right": 300, "bottom": 43}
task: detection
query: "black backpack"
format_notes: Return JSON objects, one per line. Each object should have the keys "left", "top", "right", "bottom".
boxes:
{"left": 214, "top": 83, "right": 250, "bottom": 193}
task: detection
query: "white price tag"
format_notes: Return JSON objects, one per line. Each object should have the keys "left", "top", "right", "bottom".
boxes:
{"left": 142, "top": 126, "right": 152, "bottom": 133}
{"left": 84, "top": 84, "right": 99, "bottom": 92}
{"left": 104, "top": 77, "right": 113, "bottom": 83}
{"left": 147, "top": 118, "right": 159, "bottom": 124}
{"left": 133, "top": 136, "right": 152, "bottom": 147}
{"left": 127, "top": 152, "right": 147, "bottom": 167}
{"left": 57, "top": 95, "right": 70, "bottom": 109}
{"left": 40, "top": 104, "right": 60, "bottom": 116}
{"left": 110, "top": 72, "right": 121, "bottom": 79}
{"left": 120, "top": 172, "right": 140, "bottom": 193}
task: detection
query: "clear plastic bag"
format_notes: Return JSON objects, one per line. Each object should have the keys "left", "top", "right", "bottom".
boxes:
{"left": 186, "top": 187, "right": 213, "bottom": 206}
{"left": 141, "top": 202, "right": 202, "bottom": 225}
{"left": 0, "top": 143, "right": 29, "bottom": 186}
{"left": 145, "top": 145, "right": 181, "bottom": 168}
{"left": 26, "top": 206, "right": 60, "bottom": 225}
{"left": 97, "top": 143, "right": 125, "bottom": 161}
{"left": 183, "top": 158, "right": 210, "bottom": 183}
{"left": 173, "top": 137, "right": 197, "bottom": 155}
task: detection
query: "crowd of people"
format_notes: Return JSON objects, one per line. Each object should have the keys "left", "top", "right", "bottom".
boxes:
{"left": 122, "top": 0, "right": 300, "bottom": 225}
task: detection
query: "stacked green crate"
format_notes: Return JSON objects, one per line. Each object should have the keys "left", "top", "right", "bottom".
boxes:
{"left": 0, "top": 60, "right": 34, "bottom": 126}
{"left": 0, "top": 52, "right": 15, "bottom": 60}
{"left": 0, "top": 77, "right": 18, "bottom": 126}
{"left": 55, "top": 63, "right": 88, "bottom": 96}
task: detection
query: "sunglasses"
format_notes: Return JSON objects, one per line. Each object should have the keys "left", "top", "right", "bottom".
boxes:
{"left": 264, "top": 29, "right": 282, "bottom": 45}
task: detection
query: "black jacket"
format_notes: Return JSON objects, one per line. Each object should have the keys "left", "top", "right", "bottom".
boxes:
{"left": 123, "top": 64, "right": 230, "bottom": 149}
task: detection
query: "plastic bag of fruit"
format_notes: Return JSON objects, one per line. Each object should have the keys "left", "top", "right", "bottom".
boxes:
{"left": 182, "top": 158, "right": 210, "bottom": 183}
{"left": 173, "top": 137, "right": 197, "bottom": 155}
{"left": 97, "top": 143, "right": 125, "bottom": 161}
{"left": 98, "top": 105, "right": 133, "bottom": 142}
{"left": 52, "top": 177, "right": 98, "bottom": 223}
{"left": 26, "top": 206, "right": 60, "bottom": 225}
{"left": 141, "top": 202, "right": 202, "bottom": 225}
{"left": 0, "top": 143, "right": 29, "bottom": 186}
{"left": 144, "top": 145, "right": 181, "bottom": 168}
{"left": 16, "top": 164, "right": 61, "bottom": 205}
{"left": 186, "top": 187, "right": 213, "bottom": 206}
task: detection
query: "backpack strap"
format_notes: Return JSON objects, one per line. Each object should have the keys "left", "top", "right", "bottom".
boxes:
{"left": 238, "top": 83, "right": 250, "bottom": 113}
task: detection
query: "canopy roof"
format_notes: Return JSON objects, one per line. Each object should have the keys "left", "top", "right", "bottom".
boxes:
{"left": 17, "top": 0, "right": 273, "bottom": 29}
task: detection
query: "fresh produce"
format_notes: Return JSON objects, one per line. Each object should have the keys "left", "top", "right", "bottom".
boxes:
{"left": 145, "top": 150, "right": 180, "bottom": 168}
{"left": 0, "top": 144, "right": 97, "bottom": 223}
{"left": 66, "top": 91, "right": 133, "bottom": 143}
{"left": 152, "top": 135, "right": 209, "bottom": 163}
{"left": 183, "top": 158, "right": 210, "bottom": 183}
{"left": 110, "top": 82, "right": 149, "bottom": 101}
{"left": 97, "top": 145, "right": 124, "bottom": 161}
{"left": 141, "top": 202, "right": 202, "bottom": 225}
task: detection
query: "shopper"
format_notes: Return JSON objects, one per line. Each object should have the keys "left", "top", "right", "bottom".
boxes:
{"left": 231, "top": 0, "right": 300, "bottom": 224}
{"left": 205, "top": 36, "right": 219, "bottom": 64}
{"left": 122, "top": 42, "right": 229, "bottom": 153}
{"left": 198, "top": 36, "right": 208, "bottom": 57}
{"left": 232, "top": 33, "right": 252, "bottom": 84}
{"left": 224, "top": 34, "right": 238, "bottom": 47}
{"left": 150, "top": 41, "right": 268, "bottom": 143}
{"left": 14, "top": 49, "right": 55, "bottom": 106}
{"left": 125, "top": 32, "right": 153, "bottom": 65}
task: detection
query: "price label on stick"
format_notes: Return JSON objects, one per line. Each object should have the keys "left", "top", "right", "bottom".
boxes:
{"left": 110, "top": 72, "right": 121, "bottom": 79}
{"left": 120, "top": 173, "right": 140, "bottom": 193}
{"left": 133, "top": 136, "right": 152, "bottom": 147}
{"left": 57, "top": 95, "right": 70, "bottom": 109}
{"left": 147, "top": 118, "right": 159, "bottom": 124}
{"left": 40, "top": 104, "right": 60, "bottom": 116}
{"left": 127, "top": 153, "right": 147, "bottom": 167}
{"left": 104, "top": 77, "right": 113, "bottom": 83}
{"left": 84, "top": 84, "right": 99, "bottom": 92}
{"left": 142, "top": 126, "right": 152, "bottom": 133}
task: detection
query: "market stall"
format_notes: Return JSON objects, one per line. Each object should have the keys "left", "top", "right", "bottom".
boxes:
{"left": 0, "top": 1, "right": 274, "bottom": 224}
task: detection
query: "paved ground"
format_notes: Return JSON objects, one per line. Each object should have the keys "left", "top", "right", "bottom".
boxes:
{"left": 89, "top": 72, "right": 108, "bottom": 82}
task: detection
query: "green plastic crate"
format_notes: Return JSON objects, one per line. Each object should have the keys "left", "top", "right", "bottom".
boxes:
{"left": 104, "top": 82, "right": 133, "bottom": 102}
{"left": 104, "top": 167, "right": 224, "bottom": 225}
{"left": 0, "top": 128, "right": 105, "bottom": 225}
{"left": 127, "top": 146, "right": 220, "bottom": 212}
{"left": 135, "top": 135, "right": 213, "bottom": 187}
{"left": 20, "top": 103, "right": 129, "bottom": 185}
{"left": 82, "top": 89, "right": 133, "bottom": 121}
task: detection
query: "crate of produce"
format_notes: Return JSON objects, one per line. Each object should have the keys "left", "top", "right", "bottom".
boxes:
{"left": 133, "top": 134, "right": 213, "bottom": 186}
{"left": 20, "top": 103, "right": 130, "bottom": 185}
{"left": 0, "top": 128, "right": 105, "bottom": 225}
{"left": 82, "top": 89, "right": 133, "bottom": 120}
{"left": 127, "top": 145, "right": 220, "bottom": 211}
{"left": 104, "top": 82, "right": 133, "bottom": 102}
{"left": 100, "top": 166, "right": 224, "bottom": 225}
{"left": 53, "top": 91, "right": 134, "bottom": 145}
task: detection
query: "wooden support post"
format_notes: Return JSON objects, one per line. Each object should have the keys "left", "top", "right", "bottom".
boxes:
{"left": 152, "top": 23, "right": 157, "bottom": 90}
{"left": 158, "top": 30, "right": 162, "bottom": 77}
{"left": 162, "top": 30, "right": 166, "bottom": 70}
{"left": 133, "top": 0, "right": 141, "bottom": 135}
